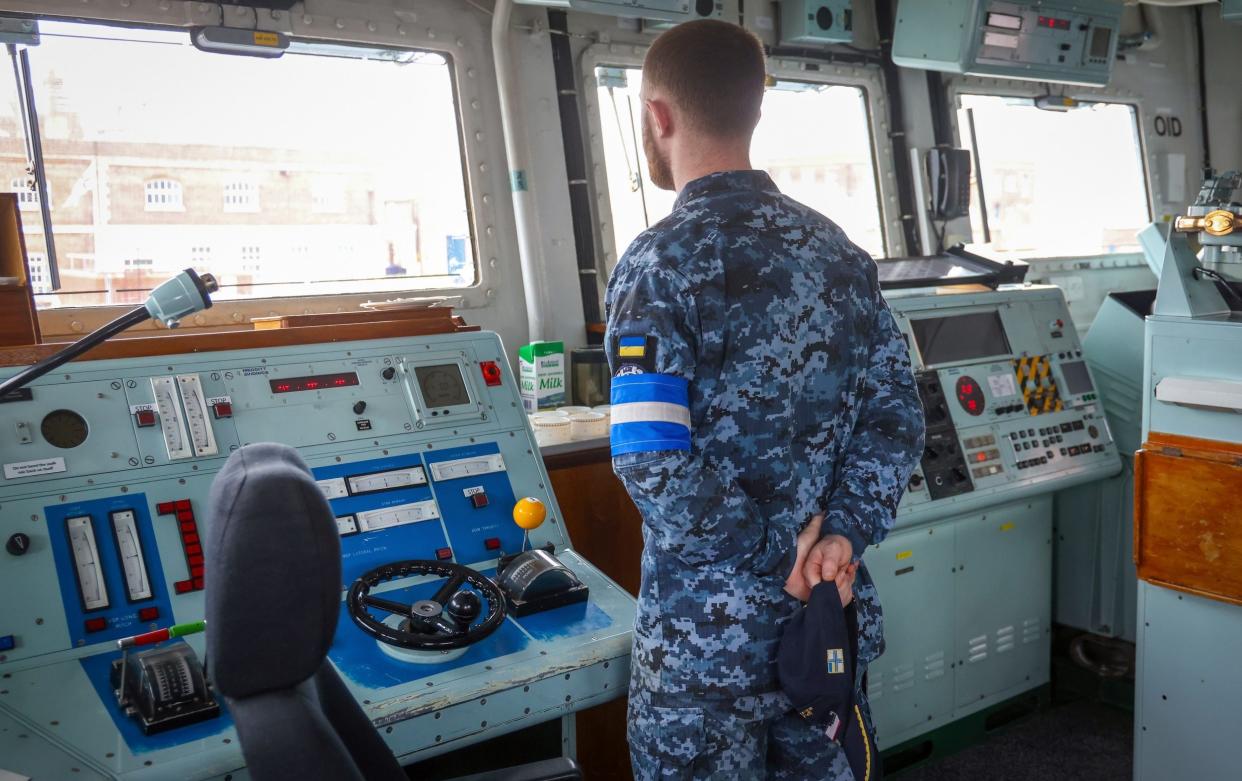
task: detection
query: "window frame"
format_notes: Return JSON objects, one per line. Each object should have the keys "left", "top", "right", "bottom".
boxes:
{"left": 28, "top": 13, "right": 502, "bottom": 338}
{"left": 947, "top": 77, "right": 1155, "bottom": 261}
{"left": 579, "top": 45, "right": 905, "bottom": 271}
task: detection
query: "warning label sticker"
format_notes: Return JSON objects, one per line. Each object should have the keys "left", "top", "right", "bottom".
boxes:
{"left": 4, "top": 457, "right": 67, "bottom": 480}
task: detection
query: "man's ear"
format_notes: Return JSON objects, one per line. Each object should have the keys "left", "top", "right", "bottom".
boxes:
{"left": 645, "top": 98, "right": 674, "bottom": 138}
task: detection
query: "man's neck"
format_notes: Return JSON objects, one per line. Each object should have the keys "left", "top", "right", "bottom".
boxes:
{"left": 672, "top": 142, "right": 753, "bottom": 193}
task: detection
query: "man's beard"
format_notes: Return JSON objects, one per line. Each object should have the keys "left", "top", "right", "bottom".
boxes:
{"left": 642, "top": 112, "right": 674, "bottom": 191}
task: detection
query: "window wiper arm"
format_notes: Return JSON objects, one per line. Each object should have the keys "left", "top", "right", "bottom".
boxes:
{"left": 7, "top": 40, "right": 59, "bottom": 291}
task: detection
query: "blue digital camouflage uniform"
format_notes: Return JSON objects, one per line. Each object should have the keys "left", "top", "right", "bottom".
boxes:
{"left": 605, "top": 170, "right": 925, "bottom": 780}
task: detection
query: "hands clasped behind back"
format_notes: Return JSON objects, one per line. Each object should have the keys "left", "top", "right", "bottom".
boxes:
{"left": 784, "top": 514, "right": 857, "bottom": 607}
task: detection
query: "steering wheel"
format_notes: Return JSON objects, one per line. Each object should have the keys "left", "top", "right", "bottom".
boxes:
{"left": 346, "top": 560, "right": 507, "bottom": 650}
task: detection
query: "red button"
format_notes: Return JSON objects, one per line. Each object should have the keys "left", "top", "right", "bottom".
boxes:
{"left": 213, "top": 402, "right": 233, "bottom": 419}
{"left": 175, "top": 500, "right": 191, "bottom": 511}
{"left": 156, "top": 502, "right": 176, "bottom": 515}
{"left": 174, "top": 579, "right": 194, "bottom": 594}
{"left": 134, "top": 409, "right": 157, "bottom": 428}
{"left": 84, "top": 617, "right": 108, "bottom": 633}
{"left": 190, "top": 565, "right": 205, "bottom": 578}
{"left": 188, "top": 554, "right": 204, "bottom": 568}
{"left": 177, "top": 510, "right": 194, "bottom": 522}
{"left": 480, "top": 361, "right": 503, "bottom": 387}
{"left": 180, "top": 522, "right": 196, "bottom": 534}
{"left": 484, "top": 537, "right": 501, "bottom": 551}
{"left": 436, "top": 547, "right": 453, "bottom": 560}
{"left": 192, "top": 577, "right": 205, "bottom": 590}
{"left": 185, "top": 543, "right": 202, "bottom": 556}
{"left": 183, "top": 533, "right": 199, "bottom": 544}
{"left": 471, "top": 493, "right": 489, "bottom": 509}
{"left": 138, "top": 607, "right": 160, "bottom": 622}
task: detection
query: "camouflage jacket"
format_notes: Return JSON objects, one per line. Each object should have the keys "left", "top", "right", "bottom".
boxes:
{"left": 605, "top": 170, "right": 925, "bottom": 700}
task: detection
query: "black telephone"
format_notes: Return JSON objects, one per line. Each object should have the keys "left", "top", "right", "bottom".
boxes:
{"left": 925, "top": 147, "right": 972, "bottom": 221}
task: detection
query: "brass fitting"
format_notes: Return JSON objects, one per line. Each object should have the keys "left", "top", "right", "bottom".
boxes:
{"left": 1174, "top": 209, "right": 1240, "bottom": 237}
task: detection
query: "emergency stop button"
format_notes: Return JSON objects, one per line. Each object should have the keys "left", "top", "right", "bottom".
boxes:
{"left": 134, "top": 409, "right": 157, "bottom": 428}
{"left": 213, "top": 401, "right": 233, "bottom": 419}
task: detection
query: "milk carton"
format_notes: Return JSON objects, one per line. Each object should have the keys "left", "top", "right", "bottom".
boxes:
{"left": 518, "top": 341, "right": 565, "bottom": 412}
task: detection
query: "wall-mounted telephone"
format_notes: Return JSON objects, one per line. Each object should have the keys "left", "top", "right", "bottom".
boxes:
{"left": 925, "top": 147, "right": 972, "bottom": 221}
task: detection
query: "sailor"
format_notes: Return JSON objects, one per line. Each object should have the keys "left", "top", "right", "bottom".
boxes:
{"left": 604, "top": 20, "right": 926, "bottom": 779}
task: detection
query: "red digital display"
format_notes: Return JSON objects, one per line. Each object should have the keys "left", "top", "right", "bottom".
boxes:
{"left": 269, "top": 372, "right": 360, "bottom": 394}
{"left": 1038, "top": 15, "right": 1070, "bottom": 30}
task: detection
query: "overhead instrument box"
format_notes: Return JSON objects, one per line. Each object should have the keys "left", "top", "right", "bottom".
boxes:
{"left": 892, "top": 0, "right": 1122, "bottom": 87}
{"left": 778, "top": 0, "right": 854, "bottom": 45}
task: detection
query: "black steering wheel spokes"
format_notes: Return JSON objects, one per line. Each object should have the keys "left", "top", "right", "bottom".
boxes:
{"left": 347, "top": 560, "right": 506, "bottom": 650}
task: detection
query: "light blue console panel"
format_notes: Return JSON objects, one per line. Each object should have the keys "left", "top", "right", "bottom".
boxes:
{"left": 1134, "top": 311, "right": 1242, "bottom": 781}
{"left": 893, "top": 0, "right": 1122, "bottom": 87}
{"left": 0, "top": 331, "right": 635, "bottom": 780}
{"left": 865, "top": 284, "right": 1118, "bottom": 746}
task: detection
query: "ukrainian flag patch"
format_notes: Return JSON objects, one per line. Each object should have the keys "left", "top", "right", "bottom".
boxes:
{"left": 827, "top": 648, "right": 845, "bottom": 675}
{"left": 618, "top": 335, "right": 647, "bottom": 358}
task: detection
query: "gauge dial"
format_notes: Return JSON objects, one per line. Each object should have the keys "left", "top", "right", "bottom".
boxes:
{"left": 41, "top": 409, "right": 89, "bottom": 449}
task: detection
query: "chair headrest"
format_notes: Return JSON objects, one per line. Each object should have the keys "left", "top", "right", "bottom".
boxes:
{"left": 205, "top": 443, "right": 341, "bottom": 699}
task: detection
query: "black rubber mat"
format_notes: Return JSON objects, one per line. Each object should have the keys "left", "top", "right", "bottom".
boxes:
{"left": 896, "top": 699, "right": 1133, "bottom": 781}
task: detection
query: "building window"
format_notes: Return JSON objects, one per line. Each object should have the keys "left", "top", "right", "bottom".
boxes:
{"left": 144, "top": 179, "right": 184, "bottom": 212}
{"left": 27, "top": 252, "right": 48, "bottom": 293}
{"left": 124, "top": 258, "right": 154, "bottom": 268}
{"left": 957, "top": 94, "right": 1149, "bottom": 258}
{"left": 240, "top": 245, "right": 261, "bottom": 273}
{"left": 11, "top": 177, "right": 41, "bottom": 211}
{"left": 190, "top": 245, "right": 212, "bottom": 267}
{"left": 223, "top": 180, "right": 259, "bottom": 213}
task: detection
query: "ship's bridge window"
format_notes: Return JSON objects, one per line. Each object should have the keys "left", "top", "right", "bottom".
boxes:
{"left": 1, "top": 20, "right": 475, "bottom": 308}
{"left": 956, "top": 94, "right": 1149, "bottom": 259}
{"left": 594, "top": 67, "right": 886, "bottom": 262}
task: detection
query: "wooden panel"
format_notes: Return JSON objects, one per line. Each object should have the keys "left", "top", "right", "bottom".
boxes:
{"left": 1135, "top": 431, "right": 1242, "bottom": 606}
{"left": 0, "top": 318, "right": 474, "bottom": 368}
{"left": 546, "top": 447, "right": 643, "bottom": 597}
{"left": 545, "top": 446, "right": 640, "bottom": 781}
{"left": 250, "top": 308, "right": 477, "bottom": 332}
{"left": 0, "top": 193, "right": 39, "bottom": 347}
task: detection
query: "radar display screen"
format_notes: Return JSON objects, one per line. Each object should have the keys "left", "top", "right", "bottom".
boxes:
{"left": 1060, "top": 360, "right": 1094, "bottom": 395}
{"left": 415, "top": 364, "right": 470, "bottom": 408}
{"left": 911, "top": 311, "right": 1012, "bottom": 367}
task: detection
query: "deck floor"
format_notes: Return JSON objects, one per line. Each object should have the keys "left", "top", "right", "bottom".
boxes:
{"left": 896, "top": 699, "right": 1133, "bottom": 781}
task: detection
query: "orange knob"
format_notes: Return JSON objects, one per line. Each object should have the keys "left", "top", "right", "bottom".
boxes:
{"left": 513, "top": 497, "right": 546, "bottom": 530}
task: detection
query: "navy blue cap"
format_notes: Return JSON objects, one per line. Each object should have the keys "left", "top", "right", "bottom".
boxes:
{"left": 777, "top": 581, "right": 878, "bottom": 781}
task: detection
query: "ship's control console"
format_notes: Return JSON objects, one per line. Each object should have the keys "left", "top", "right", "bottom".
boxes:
{"left": 0, "top": 331, "right": 635, "bottom": 780}
{"left": 892, "top": 285, "right": 1119, "bottom": 525}
{"left": 865, "top": 280, "right": 1121, "bottom": 750}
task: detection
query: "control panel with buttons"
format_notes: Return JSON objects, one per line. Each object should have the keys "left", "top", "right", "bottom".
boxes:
{"left": 895, "top": 285, "right": 1121, "bottom": 526}
{"left": 0, "top": 331, "right": 635, "bottom": 778}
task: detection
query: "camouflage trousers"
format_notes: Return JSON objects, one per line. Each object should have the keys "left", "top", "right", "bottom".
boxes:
{"left": 627, "top": 685, "right": 878, "bottom": 781}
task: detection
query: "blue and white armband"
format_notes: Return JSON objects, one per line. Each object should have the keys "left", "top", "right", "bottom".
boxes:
{"left": 609, "top": 373, "right": 692, "bottom": 457}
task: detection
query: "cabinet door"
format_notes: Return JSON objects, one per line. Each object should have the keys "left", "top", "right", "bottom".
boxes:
{"left": 953, "top": 498, "right": 1052, "bottom": 710}
{"left": 867, "top": 524, "right": 956, "bottom": 740}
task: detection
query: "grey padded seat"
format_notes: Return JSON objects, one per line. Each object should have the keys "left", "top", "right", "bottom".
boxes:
{"left": 205, "top": 443, "right": 406, "bottom": 781}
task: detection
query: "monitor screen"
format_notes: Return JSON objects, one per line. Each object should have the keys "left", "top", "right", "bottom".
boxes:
{"left": 414, "top": 364, "right": 470, "bottom": 408}
{"left": 911, "top": 311, "right": 1012, "bottom": 367}
{"left": 1060, "top": 360, "right": 1094, "bottom": 396}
